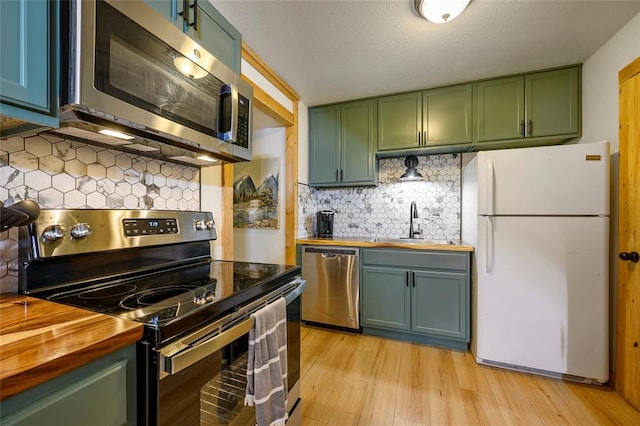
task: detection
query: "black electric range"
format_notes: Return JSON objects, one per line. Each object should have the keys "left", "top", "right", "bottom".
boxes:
{"left": 19, "top": 209, "right": 301, "bottom": 346}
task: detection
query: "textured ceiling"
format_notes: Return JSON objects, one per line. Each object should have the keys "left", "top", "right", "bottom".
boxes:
{"left": 210, "top": 0, "right": 640, "bottom": 107}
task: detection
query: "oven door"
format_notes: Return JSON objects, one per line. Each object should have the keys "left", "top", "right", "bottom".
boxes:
{"left": 150, "top": 281, "right": 305, "bottom": 426}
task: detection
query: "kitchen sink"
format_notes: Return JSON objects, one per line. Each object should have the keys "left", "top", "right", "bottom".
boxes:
{"left": 367, "top": 237, "right": 456, "bottom": 245}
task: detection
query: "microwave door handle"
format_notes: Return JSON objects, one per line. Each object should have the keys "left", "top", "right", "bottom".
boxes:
{"left": 227, "top": 83, "right": 239, "bottom": 143}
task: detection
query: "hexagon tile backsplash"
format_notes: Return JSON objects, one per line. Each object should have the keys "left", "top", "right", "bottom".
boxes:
{"left": 298, "top": 154, "right": 461, "bottom": 241}
{"left": 0, "top": 133, "right": 200, "bottom": 293}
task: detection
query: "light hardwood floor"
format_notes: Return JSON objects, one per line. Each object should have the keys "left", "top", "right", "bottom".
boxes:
{"left": 299, "top": 325, "right": 640, "bottom": 425}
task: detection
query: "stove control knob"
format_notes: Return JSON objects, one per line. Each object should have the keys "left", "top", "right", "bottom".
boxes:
{"left": 42, "top": 225, "right": 64, "bottom": 242}
{"left": 70, "top": 223, "right": 92, "bottom": 239}
{"left": 195, "top": 220, "right": 207, "bottom": 231}
{"left": 205, "top": 220, "right": 215, "bottom": 230}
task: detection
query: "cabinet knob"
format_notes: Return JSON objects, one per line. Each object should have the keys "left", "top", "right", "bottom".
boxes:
{"left": 619, "top": 251, "right": 640, "bottom": 263}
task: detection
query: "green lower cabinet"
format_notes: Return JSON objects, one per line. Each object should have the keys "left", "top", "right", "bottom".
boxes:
{"left": 412, "top": 270, "right": 467, "bottom": 339}
{"left": 361, "top": 249, "right": 470, "bottom": 350}
{"left": 0, "top": 345, "right": 137, "bottom": 426}
{"left": 362, "top": 267, "right": 411, "bottom": 330}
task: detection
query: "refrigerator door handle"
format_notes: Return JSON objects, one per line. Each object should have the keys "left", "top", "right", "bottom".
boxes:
{"left": 486, "top": 217, "right": 494, "bottom": 273}
{"left": 480, "top": 158, "right": 495, "bottom": 215}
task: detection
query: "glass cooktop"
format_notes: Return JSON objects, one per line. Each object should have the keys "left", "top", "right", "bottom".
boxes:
{"left": 45, "top": 260, "right": 300, "bottom": 328}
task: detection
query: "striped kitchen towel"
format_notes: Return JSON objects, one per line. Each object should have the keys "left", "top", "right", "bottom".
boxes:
{"left": 244, "top": 297, "right": 288, "bottom": 426}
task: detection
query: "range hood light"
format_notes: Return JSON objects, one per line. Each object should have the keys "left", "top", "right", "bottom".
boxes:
{"left": 173, "top": 56, "right": 208, "bottom": 79}
{"left": 99, "top": 129, "right": 135, "bottom": 140}
{"left": 196, "top": 155, "right": 219, "bottom": 163}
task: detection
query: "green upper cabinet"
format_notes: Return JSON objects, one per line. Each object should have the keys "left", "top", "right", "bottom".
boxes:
{"left": 377, "top": 91, "right": 422, "bottom": 151}
{"left": 475, "top": 66, "right": 580, "bottom": 144}
{"left": 0, "top": 0, "right": 58, "bottom": 135}
{"left": 423, "top": 84, "right": 473, "bottom": 146}
{"left": 144, "top": 0, "right": 241, "bottom": 73}
{"left": 309, "top": 105, "right": 340, "bottom": 185}
{"left": 378, "top": 84, "right": 473, "bottom": 152}
{"left": 309, "top": 99, "right": 377, "bottom": 187}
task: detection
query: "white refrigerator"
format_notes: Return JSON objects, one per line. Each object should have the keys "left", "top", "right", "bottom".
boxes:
{"left": 462, "top": 141, "right": 610, "bottom": 384}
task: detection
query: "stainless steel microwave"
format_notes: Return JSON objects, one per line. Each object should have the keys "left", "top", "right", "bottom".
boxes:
{"left": 51, "top": 0, "right": 252, "bottom": 165}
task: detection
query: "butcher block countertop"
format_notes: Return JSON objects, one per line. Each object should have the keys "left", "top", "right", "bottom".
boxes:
{"left": 297, "top": 237, "right": 474, "bottom": 252}
{"left": 0, "top": 294, "right": 143, "bottom": 401}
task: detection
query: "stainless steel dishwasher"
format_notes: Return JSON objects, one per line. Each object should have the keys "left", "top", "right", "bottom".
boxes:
{"left": 301, "top": 246, "right": 360, "bottom": 330}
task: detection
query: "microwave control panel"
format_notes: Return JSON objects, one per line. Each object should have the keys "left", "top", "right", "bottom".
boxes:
{"left": 236, "top": 94, "right": 250, "bottom": 149}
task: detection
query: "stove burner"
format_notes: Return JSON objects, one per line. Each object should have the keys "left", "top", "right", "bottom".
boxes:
{"left": 78, "top": 283, "right": 138, "bottom": 299}
{"left": 119, "top": 285, "right": 202, "bottom": 310}
{"left": 116, "top": 284, "right": 216, "bottom": 324}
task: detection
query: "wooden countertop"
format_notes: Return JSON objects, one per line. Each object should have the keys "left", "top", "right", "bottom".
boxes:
{"left": 0, "top": 294, "right": 143, "bottom": 401}
{"left": 297, "top": 237, "right": 474, "bottom": 252}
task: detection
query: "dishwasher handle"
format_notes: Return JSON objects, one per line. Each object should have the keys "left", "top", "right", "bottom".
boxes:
{"left": 303, "top": 246, "right": 359, "bottom": 257}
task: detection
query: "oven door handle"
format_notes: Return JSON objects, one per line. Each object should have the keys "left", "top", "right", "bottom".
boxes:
{"left": 161, "top": 279, "right": 306, "bottom": 376}
{"left": 164, "top": 316, "right": 255, "bottom": 375}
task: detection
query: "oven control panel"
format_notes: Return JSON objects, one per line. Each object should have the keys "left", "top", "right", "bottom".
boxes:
{"left": 123, "top": 218, "right": 179, "bottom": 236}
{"left": 27, "top": 209, "right": 218, "bottom": 259}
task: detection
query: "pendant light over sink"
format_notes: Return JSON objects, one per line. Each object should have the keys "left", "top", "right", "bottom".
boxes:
{"left": 400, "top": 155, "right": 424, "bottom": 182}
{"left": 414, "top": 0, "right": 471, "bottom": 23}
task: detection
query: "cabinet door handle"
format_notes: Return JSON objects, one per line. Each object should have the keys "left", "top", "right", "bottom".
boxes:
{"left": 335, "top": 169, "right": 339, "bottom": 181}
{"left": 179, "top": 0, "right": 187, "bottom": 20}
{"left": 417, "top": 131, "right": 421, "bottom": 146}
{"left": 406, "top": 271, "right": 409, "bottom": 287}
{"left": 412, "top": 272, "right": 415, "bottom": 288}
{"left": 187, "top": 0, "right": 198, "bottom": 30}
{"left": 423, "top": 131, "right": 427, "bottom": 147}
{"left": 520, "top": 120, "right": 525, "bottom": 137}
{"left": 527, "top": 119, "right": 533, "bottom": 136}
{"left": 340, "top": 169, "right": 344, "bottom": 181}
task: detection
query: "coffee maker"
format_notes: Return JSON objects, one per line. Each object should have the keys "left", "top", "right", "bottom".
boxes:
{"left": 315, "top": 210, "right": 335, "bottom": 238}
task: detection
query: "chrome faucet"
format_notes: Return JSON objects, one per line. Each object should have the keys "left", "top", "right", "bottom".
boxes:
{"left": 409, "top": 201, "right": 422, "bottom": 239}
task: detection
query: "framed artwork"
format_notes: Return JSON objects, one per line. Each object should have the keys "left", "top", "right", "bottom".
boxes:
{"left": 233, "top": 157, "right": 279, "bottom": 229}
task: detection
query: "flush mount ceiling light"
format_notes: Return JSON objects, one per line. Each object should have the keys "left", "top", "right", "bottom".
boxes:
{"left": 400, "top": 155, "right": 424, "bottom": 182}
{"left": 414, "top": 0, "right": 471, "bottom": 23}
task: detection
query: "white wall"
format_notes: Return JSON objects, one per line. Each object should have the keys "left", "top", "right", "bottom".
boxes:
{"left": 581, "top": 12, "right": 640, "bottom": 152}
{"left": 233, "top": 127, "right": 287, "bottom": 263}
{"left": 580, "top": 10, "right": 640, "bottom": 372}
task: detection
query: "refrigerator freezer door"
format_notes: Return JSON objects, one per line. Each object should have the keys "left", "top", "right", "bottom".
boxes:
{"left": 477, "top": 142, "right": 610, "bottom": 216}
{"left": 474, "top": 216, "right": 609, "bottom": 382}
